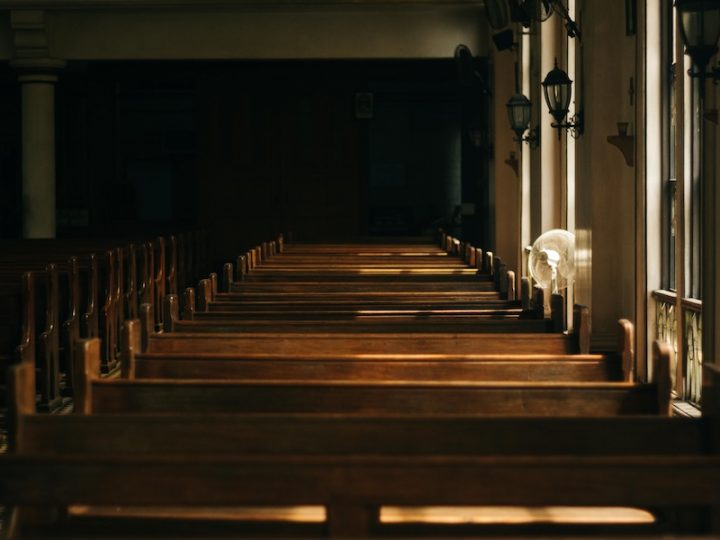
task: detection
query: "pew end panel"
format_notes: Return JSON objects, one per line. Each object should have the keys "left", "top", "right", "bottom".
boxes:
{"left": 550, "top": 293, "right": 565, "bottom": 333}
{"left": 531, "top": 286, "right": 545, "bottom": 319}
{"left": 121, "top": 319, "right": 142, "bottom": 379}
{"left": 166, "top": 235, "right": 178, "bottom": 296}
{"left": 72, "top": 338, "right": 101, "bottom": 415}
{"left": 80, "top": 253, "right": 99, "bottom": 339}
{"left": 467, "top": 245, "right": 476, "bottom": 267}
{"left": 163, "top": 295, "right": 180, "bottom": 333}
{"left": 222, "top": 263, "right": 233, "bottom": 293}
{"left": 15, "top": 272, "right": 36, "bottom": 367}
{"left": 236, "top": 254, "right": 247, "bottom": 281}
{"left": 493, "top": 257, "right": 504, "bottom": 291}
{"left": 197, "top": 280, "right": 212, "bottom": 312}
{"left": 8, "top": 358, "right": 35, "bottom": 452}
{"left": 139, "top": 302, "right": 154, "bottom": 352}
{"left": 520, "top": 277, "right": 531, "bottom": 312}
{"left": 183, "top": 287, "right": 196, "bottom": 321}
{"left": 36, "top": 264, "right": 62, "bottom": 413}
{"left": 573, "top": 304, "right": 591, "bottom": 355}
{"left": 61, "top": 257, "right": 81, "bottom": 397}
{"left": 138, "top": 241, "right": 156, "bottom": 314}
{"left": 652, "top": 340, "right": 673, "bottom": 416}
{"left": 474, "top": 248, "right": 483, "bottom": 272}
{"left": 505, "top": 271, "right": 516, "bottom": 301}
{"left": 124, "top": 243, "right": 138, "bottom": 320}
{"left": 209, "top": 272, "right": 218, "bottom": 301}
{"left": 99, "top": 249, "right": 119, "bottom": 374}
{"left": 153, "top": 237, "right": 166, "bottom": 333}
{"left": 617, "top": 318, "right": 635, "bottom": 382}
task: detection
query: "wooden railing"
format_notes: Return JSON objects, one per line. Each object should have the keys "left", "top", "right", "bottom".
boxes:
{"left": 652, "top": 290, "right": 702, "bottom": 407}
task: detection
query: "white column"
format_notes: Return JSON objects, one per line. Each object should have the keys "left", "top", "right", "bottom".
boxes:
{"left": 14, "top": 61, "right": 64, "bottom": 239}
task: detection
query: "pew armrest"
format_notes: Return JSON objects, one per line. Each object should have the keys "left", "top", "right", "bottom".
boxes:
{"left": 617, "top": 319, "right": 634, "bottom": 382}
{"left": 652, "top": 340, "right": 672, "bottom": 416}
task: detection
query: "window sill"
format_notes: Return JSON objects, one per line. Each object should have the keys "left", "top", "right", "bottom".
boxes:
{"left": 672, "top": 400, "right": 701, "bottom": 418}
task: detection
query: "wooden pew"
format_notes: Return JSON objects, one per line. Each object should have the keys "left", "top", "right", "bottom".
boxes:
{"left": 148, "top": 294, "right": 582, "bottom": 350}
{"left": 125, "top": 318, "right": 630, "bottom": 383}
{"left": 0, "top": 232, "right": 202, "bottom": 414}
{"left": 0, "top": 345, "right": 717, "bottom": 537}
{"left": 146, "top": 328, "right": 581, "bottom": 356}
{"left": 0, "top": 244, "right": 134, "bottom": 407}
{"left": 0, "top": 267, "right": 63, "bottom": 412}
{"left": 130, "top": 354, "right": 625, "bottom": 382}
{"left": 178, "top": 270, "right": 547, "bottom": 334}
{"left": 79, "top": 332, "right": 666, "bottom": 416}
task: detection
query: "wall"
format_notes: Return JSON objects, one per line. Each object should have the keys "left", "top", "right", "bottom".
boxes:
{"left": 196, "top": 62, "right": 367, "bottom": 262}
{"left": 491, "top": 46, "right": 519, "bottom": 274}
{"left": 48, "top": 60, "right": 481, "bottom": 266}
{"left": 0, "top": 4, "right": 488, "bottom": 60}
{"left": 575, "top": 0, "right": 637, "bottom": 349}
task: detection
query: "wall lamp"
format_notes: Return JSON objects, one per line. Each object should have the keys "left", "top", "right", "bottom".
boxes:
{"left": 541, "top": 59, "right": 583, "bottom": 139}
{"left": 506, "top": 93, "right": 539, "bottom": 148}
{"left": 675, "top": 0, "right": 720, "bottom": 80}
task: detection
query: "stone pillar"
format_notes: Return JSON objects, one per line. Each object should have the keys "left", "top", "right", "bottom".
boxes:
{"left": 13, "top": 59, "right": 65, "bottom": 239}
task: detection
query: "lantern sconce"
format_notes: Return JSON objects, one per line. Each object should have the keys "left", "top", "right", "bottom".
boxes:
{"left": 541, "top": 59, "right": 583, "bottom": 139}
{"left": 506, "top": 93, "right": 540, "bottom": 148}
{"left": 675, "top": 0, "right": 720, "bottom": 81}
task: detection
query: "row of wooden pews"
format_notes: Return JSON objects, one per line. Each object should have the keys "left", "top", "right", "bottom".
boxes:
{"left": 0, "top": 232, "right": 206, "bottom": 416}
{"left": 1, "top": 233, "right": 719, "bottom": 538}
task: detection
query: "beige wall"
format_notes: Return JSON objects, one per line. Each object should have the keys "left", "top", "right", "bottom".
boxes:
{"left": 0, "top": 5, "right": 487, "bottom": 60}
{"left": 575, "top": 0, "right": 636, "bottom": 349}
{"left": 492, "top": 46, "right": 519, "bottom": 275}
{"left": 539, "top": 12, "right": 563, "bottom": 233}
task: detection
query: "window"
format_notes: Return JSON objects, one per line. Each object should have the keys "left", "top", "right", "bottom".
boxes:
{"left": 653, "top": 3, "right": 703, "bottom": 410}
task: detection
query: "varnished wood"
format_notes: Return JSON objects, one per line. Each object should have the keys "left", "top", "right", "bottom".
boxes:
{"left": 146, "top": 332, "right": 578, "bottom": 355}
{"left": 618, "top": 318, "right": 634, "bottom": 381}
{"left": 18, "top": 414, "right": 709, "bottom": 456}
{"left": 133, "top": 354, "right": 623, "bottom": 382}
{"left": 1, "top": 454, "right": 719, "bottom": 509}
{"left": 89, "top": 377, "right": 666, "bottom": 415}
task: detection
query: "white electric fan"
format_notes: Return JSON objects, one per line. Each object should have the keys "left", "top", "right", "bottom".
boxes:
{"left": 528, "top": 229, "right": 575, "bottom": 293}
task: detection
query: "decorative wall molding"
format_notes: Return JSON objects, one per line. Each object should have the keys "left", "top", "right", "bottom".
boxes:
{"left": 0, "top": 0, "right": 484, "bottom": 8}
{"left": 10, "top": 9, "right": 49, "bottom": 59}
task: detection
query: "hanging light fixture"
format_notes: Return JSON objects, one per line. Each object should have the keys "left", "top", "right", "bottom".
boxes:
{"left": 675, "top": 0, "right": 720, "bottom": 79}
{"left": 506, "top": 93, "right": 539, "bottom": 147}
{"left": 541, "top": 58, "right": 583, "bottom": 138}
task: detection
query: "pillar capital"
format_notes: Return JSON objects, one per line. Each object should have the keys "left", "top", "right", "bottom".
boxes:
{"left": 11, "top": 58, "right": 66, "bottom": 82}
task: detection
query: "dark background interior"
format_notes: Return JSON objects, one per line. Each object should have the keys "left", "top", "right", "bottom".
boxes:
{"left": 0, "top": 59, "right": 490, "bottom": 267}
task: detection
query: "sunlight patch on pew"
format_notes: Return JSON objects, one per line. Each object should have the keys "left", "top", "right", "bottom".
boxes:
{"left": 380, "top": 506, "right": 656, "bottom": 525}
{"left": 68, "top": 506, "right": 326, "bottom": 522}
{"left": 355, "top": 252, "right": 447, "bottom": 256}
{"left": 355, "top": 268, "right": 478, "bottom": 275}
{"left": 352, "top": 309, "right": 520, "bottom": 316}
{"left": 67, "top": 506, "right": 656, "bottom": 525}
